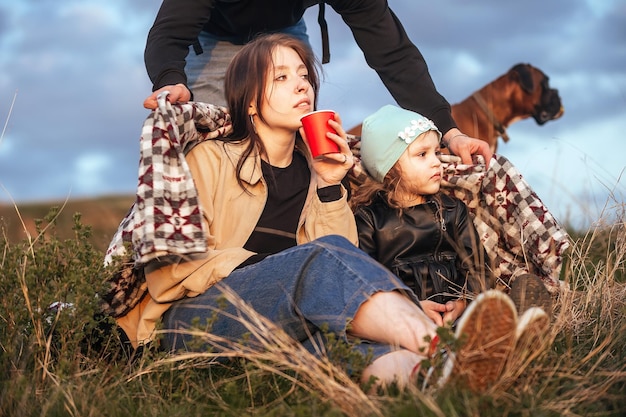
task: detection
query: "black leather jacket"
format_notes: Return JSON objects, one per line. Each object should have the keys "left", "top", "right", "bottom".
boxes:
{"left": 355, "top": 193, "right": 488, "bottom": 304}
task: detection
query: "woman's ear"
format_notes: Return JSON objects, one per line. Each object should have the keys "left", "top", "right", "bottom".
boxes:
{"left": 248, "top": 104, "right": 257, "bottom": 116}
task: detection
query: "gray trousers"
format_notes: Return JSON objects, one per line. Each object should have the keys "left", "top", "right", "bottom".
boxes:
{"left": 186, "top": 18, "right": 310, "bottom": 107}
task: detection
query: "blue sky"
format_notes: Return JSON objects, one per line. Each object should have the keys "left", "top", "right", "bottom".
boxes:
{"left": 0, "top": 0, "right": 625, "bottom": 229}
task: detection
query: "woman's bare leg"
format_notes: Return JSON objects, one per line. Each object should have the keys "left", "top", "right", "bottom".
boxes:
{"left": 361, "top": 349, "right": 423, "bottom": 390}
{"left": 350, "top": 291, "right": 437, "bottom": 354}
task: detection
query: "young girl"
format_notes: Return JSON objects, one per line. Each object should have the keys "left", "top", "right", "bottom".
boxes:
{"left": 108, "top": 34, "right": 516, "bottom": 391}
{"left": 351, "top": 105, "right": 490, "bottom": 327}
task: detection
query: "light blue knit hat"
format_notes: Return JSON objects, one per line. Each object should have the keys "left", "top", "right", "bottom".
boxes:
{"left": 360, "top": 105, "right": 442, "bottom": 182}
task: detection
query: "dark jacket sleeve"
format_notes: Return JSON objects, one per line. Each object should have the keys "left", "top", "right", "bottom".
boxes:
{"left": 354, "top": 207, "right": 378, "bottom": 258}
{"left": 144, "top": 0, "right": 216, "bottom": 91}
{"left": 327, "top": 0, "right": 456, "bottom": 134}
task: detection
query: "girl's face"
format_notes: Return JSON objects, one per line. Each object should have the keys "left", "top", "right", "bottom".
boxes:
{"left": 396, "top": 130, "right": 443, "bottom": 201}
{"left": 257, "top": 45, "right": 315, "bottom": 134}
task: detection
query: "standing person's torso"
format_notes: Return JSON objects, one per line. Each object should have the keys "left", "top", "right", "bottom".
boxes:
{"left": 204, "top": 0, "right": 315, "bottom": 40}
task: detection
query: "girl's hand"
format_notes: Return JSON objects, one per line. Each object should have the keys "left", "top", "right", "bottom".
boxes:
{"left": 300, "top": 113, "right": 355, "bottom": 188}
{"left": 442, "top": 299, "right": 467, "bottom": 325}
{"left": 420, "top": 300, "right": 447, "bottom": 327}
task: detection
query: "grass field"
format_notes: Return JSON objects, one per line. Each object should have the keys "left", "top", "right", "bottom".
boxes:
{"left": 0, "top": 197, "right": 624, "bottom": 416}
{"left": 0, "top": 195, "right": 134, "bottom": 252}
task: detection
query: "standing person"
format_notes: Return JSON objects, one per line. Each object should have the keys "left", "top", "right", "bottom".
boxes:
{"left": 111, "top": 33, "right": 517, "bottom": 391}
{"left": 351, "top": 105, "right": 490, "bottom": 327}
{"left": 141, "top": 0, "right": 492, "bottom": 165}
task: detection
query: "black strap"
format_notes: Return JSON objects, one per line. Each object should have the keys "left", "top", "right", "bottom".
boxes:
{"left": 317, "top": 2, "right": 330, "bottom": 64}
{"left": 192, "top": 39, "right": 203, "bottom": 55}
{"left": 471, "top": 92, "right": 510, "bottom": 143}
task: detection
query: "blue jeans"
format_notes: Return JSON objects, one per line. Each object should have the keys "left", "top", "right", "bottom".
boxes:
{"left": 161, "top": 235, "right": 419, "bottom": 362}
{"left": 186, "top": 18, "right": 310, "bottom": 107}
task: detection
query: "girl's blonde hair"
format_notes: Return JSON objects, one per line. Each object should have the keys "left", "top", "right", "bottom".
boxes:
{"left": 350, "top": 163, "right": 406, "bottom": 212}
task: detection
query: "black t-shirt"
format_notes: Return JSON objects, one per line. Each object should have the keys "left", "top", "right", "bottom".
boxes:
{"left": 237, "top": 152, "right": 310, "bottom": 268}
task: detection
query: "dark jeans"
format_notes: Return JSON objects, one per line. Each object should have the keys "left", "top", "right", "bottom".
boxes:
{"left": 161, "top": 235, "right": 419, "bottom": 361}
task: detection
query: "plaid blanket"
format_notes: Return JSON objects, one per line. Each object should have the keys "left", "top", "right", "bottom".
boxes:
{"left": 439, "top": 154, "right": 570, "bottom": 293}
{"left": 102, "top": 94, "right": 231, "bottom": 317}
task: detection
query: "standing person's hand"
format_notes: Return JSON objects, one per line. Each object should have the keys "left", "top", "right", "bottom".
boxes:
{"left": 444, "top": 128, "right": 493, "bottom": 167}
{"left": 302, "top": 113, "right": 355, "bottom": 188}
{"left": 143, "top": 84, "right": 192, "bottom": 109}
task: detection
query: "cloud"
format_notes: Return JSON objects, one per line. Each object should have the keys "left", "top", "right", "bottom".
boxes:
{"left": 72, "top": 152, "right": 112, "bottom": 192}
{"left": 0, "top": 0, "right": 155, "bottom": 202}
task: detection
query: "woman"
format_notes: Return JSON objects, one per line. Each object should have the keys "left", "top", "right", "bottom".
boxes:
{"left": 118, "top": 33, "right": 516, "bottom": 391}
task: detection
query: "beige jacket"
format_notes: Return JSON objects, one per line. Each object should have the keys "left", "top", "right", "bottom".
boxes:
{"left": 117, "top": 137, "right": 357, "bottom": 346}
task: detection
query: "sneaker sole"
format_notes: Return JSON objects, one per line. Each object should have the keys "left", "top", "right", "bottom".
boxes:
{"left": 513, "top": 306, "right": 550, "bottom": 357}
{"left": 503, "top": 307, "right": 550, "bottom": 379}
{"left": 515, "top": 307, "right": 550, "bottom": 342}
{"left": 439, "top": 290, "right": 517, "bottom": 392}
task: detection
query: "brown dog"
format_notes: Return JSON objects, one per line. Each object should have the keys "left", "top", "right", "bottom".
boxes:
{"left": 451, "top": 63, "right": 563, "bottom": 152}
{"left": 347, "top": 63, "right": 563, "bottom": 153}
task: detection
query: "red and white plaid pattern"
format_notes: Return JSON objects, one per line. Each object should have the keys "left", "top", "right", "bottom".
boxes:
{"left": 440, "top": 155, "right": 570, "bottom": 293}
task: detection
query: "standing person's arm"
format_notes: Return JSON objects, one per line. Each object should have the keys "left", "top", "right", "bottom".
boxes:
{"left": 328, "top": 0, "right": 492, "bottom": 163}
{"left": 328, "top": 0, "right": 453, "bottom": 133}
{"left": 143, "top": 0, "right": 216, "bottom": 109}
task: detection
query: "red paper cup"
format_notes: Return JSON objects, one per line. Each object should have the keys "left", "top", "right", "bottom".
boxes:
{"left": 300, "top": 110, "right": 340, "bottom": 158}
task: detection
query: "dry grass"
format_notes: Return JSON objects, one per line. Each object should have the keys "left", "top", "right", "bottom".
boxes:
{"left": 134, "top": 284, "right": 384, "bottom": 417}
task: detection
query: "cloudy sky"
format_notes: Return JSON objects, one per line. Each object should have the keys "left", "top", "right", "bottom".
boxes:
{"left": 0, "top": 0, "right": 624, "bottom": 229}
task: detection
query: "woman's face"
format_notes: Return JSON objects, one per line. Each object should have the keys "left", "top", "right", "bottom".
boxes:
{"left": 257, "top": 45, "right": 315, "bottom": 134}
{"left": 396, "top": 130, "right": 443, "bottom": 197}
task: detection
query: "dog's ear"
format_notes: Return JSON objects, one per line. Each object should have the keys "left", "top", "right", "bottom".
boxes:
{"left": 510, "top": 63, "right": 534, "bottom": 94}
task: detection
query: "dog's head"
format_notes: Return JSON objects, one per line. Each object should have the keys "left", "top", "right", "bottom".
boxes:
{"left": 511, "top": 63, "right": 564, "bottom": 125}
